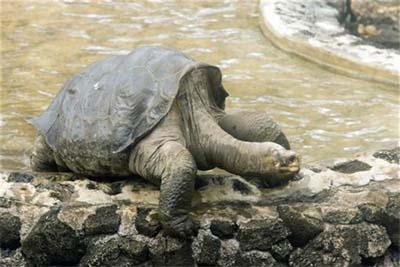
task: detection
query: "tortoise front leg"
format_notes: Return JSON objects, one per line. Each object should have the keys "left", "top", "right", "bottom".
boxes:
{"left": 129, "top": 140, "right": 198, "bottom": 239}
{"left": 178, "top": 68, "right": 299, "bottom": 179}
{"left": 218, "top": 111, "right": 290, "bottom": 149}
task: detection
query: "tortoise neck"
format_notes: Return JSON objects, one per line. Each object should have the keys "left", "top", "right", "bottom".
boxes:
{"left": 177, "top": 69, "right": 271, "bottom": 175}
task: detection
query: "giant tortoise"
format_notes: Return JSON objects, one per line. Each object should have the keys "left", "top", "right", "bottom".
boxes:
{"left": 29, "top": 46, "right": 300, "bottom": 238}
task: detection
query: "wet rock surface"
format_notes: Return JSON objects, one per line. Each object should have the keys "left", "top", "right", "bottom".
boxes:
{"left": 289, "top": 223, "right": 392, "bottom": 267}
{"left": 383, "top": 194, "right": 400, "bottom": 248}
{"left": 192, "top": 230, "right": 221, "bottom": 265}
{"left": 80, "top": 235, "right": 149, "bottom": 267}
{"left": 374, "top": 147, "right": 400, "bottom": 164}
{"left": 238, "top": 218, "right": 290, "bottom": 251}
{"left": 340, "top": 0, "right": 400, "bottom": 50}
{"left": 210, "top": 219, "right": 238, "bottom": 239}
{"left": 6, "top": 172, "right": 33, "bottom": 183}
{"left": 328, "top": 159, "right": 372, "bottom": 173}
{"left": 277, "top": 205, "right": 323, "bottom": 247}
{"left": 135, "top": 206, "right": 162, "bottom": 238}
{"left": 21, "top": 208, "right": 85, "bottom": 266}
{"left": 259, "top": 0, "right": 399, "bottom": 85}
{"left": 0, "top": 212, "right": 21, "bottom": 250}
{"left": 149, "top": 234, "right": 194, "bottom": 267}
{"left": 83, "top": 205, "right": 121, "bottom": 236}
{"left": 236, "top": 250, "right": 278, "bottom": 267}
{"left": 0, "top": 148, "right": 399, "bottom": 266}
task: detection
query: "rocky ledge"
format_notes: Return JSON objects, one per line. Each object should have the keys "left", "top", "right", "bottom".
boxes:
{"left": 0, "top": 147, "right": 399, "bottom": 267}
{"left": 339, "top": 0, "right": 399, "bottom": 50}
{"left": 259, "top": 0, "right": 399, "bottom": 86}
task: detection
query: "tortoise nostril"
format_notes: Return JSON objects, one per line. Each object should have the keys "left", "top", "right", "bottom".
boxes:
{"left": 287, "top": 153, "right": 297, "bottom": 164}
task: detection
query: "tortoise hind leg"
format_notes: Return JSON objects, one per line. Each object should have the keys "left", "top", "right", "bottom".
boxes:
{"left": 30, "top": 134, "right": 58, "bottom": 172}
{"left": 129, "top": 140, "right": 198, "bottom": 239}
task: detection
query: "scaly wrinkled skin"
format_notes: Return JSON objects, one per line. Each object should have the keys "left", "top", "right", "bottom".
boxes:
{"left": 31, "top": 68, "right": 300, "bottom": 239}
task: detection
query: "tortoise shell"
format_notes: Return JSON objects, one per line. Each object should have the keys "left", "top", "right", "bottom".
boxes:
{"left": 29, "top": 46, "right": 226, "bottom": 175}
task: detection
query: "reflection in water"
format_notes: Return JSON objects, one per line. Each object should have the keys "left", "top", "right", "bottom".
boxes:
{"left": 1, "top": 0, "right": 398, "bottom": 170}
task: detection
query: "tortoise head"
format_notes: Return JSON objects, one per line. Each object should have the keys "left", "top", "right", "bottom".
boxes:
{"left": 260, "top": 143, "right": 301, "bottom": 177}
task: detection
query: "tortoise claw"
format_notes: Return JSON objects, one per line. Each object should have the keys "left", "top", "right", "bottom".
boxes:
{"left": 161, "top": 214, "right": 199, "bottom": 240}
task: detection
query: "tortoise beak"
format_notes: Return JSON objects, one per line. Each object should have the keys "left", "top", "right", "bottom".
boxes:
{"left": 278, "top": 152, "right": 301, "bottom": 174}
{"left": 287, "top": 157, "right": 300, "bottom": 173}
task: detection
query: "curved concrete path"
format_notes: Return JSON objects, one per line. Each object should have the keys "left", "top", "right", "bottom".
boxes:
{"left": 259, "top": 0, "right": 399, "bottom": 86}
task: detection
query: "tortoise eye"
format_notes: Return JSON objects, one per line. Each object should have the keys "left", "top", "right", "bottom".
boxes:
{"left": 214, "top": 85, "right": 228, "bottom": 109}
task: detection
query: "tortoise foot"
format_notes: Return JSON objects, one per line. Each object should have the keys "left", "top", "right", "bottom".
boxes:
{"left": 162, "top": 214, "right": 199, "bottom": 239}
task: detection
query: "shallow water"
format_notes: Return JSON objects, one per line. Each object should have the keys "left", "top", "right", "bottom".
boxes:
{"left": 1, "top": 0, "right": 398, "bottom": 170}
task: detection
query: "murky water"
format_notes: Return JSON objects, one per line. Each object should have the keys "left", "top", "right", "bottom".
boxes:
{"left": 1, "top": 0, "right": 398, "bottom": 170}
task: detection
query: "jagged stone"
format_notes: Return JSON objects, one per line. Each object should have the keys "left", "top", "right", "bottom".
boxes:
{"left": 21, "top": 208, "right": 85, "bottom": 266}
{"left": 238, "top": 218, "right": 290, "bottom": 251}
{"left": 119, "top": 237, "right": 149, "bottom": 262}
{"left": 107, "top": 181, "right": 125, "bottom": 195}
{"left": 80, "top": 235, "right": 148, "bottom": 267}
{"left": 35, "top": 181, "right": 75, "bottom": 202}
{"left": 210, "top": 219, "right": 238, "bottom": 239}
{"left": 6, "top": 172, "right": 33, "bottom": 183}
{"left": 83, "top": 205, "right": 121, "bottom": 235}
{"left": 149, "top": 234, "right": 194, "bottom": 267}
{"left": 217, "top": 239, "right": 240, "bottom": 267}
{"left": 323, "top": 207, "right": 363, "bottom": 224}
{"left": 0, "top": 248, "right": 29, "bottom": 267}
{"left": 358, "top": 203, "right": 384, "bottom": 223}
{"left": 192, "top": 230, "right": 221, "bottom": 265}
{"left": 373, "top": 247, "right": 400, "bottom": 267}
{"left": 259, "top": 0, "right": 399, "bottom": 85}
{"left": 271, "top": 239, "right": 293, "bottom": 261}
{"left": 328, "top": 159, "right": 372, "bottom": 173}
{"left": 373, "top": 147, "right": 400, "bottom": 164}
{"left": 0, "top": 148, "right": 398, "bottom": 266}
{"left": 0, "top": 197, "right": 11, "bottom": 208}
{"left": 344, "top": 0, "right": 400, "bottom": 49}
{"left": 236, "top": 250, "right": 278, "bottom": 267}
{"left": 289, "top": 223, "right": 392, "bottom": 267}
{"left": 0, "top": 212, "right": 21, "bottom": 250}
{"left": 135, "top": 206, "right": 162, "bottom": 238}
{"left": 277, "top": 205, "right": 323, "bottom": 247}
{"left": 383, "top": 193, "right": 400, "bottom": 248}
{"left": 80, "top": 235, "right": 124, "bottom": 267}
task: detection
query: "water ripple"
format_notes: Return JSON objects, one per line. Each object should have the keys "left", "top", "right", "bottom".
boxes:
{"left": 62, "top": 12, "right": 113, "bottom": 19}
{"left": 344, "top": 127, "right": 386, "bottom": 138}
{"left": 1, "top": 0, "right": 398, "bottom": 170}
